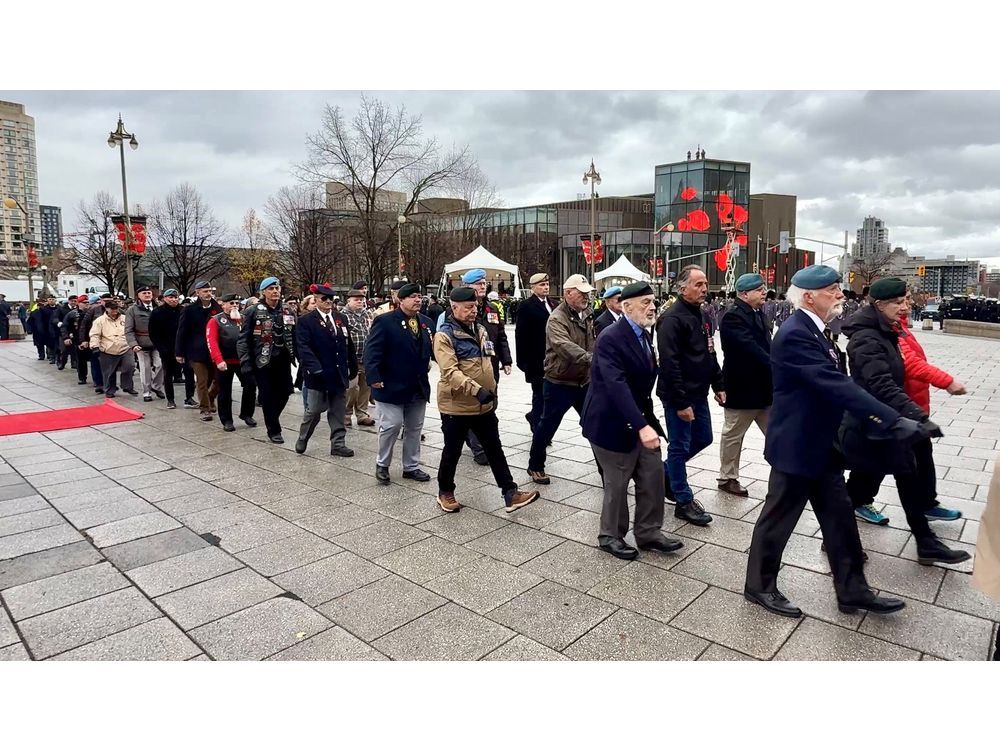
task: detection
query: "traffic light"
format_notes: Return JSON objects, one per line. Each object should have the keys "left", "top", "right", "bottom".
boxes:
{"left": 752, "top": 262, "right": 758, "bottom": 272}
{"left": 849, "top": 271, "right": 856, "bottom": 284}
{"left": 917, "top": 265, "right": 926, "bottom": 277}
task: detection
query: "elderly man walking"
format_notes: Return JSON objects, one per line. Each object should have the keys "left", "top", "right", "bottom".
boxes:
{"left": 176, "top": 281, "right": 222, "bottom": 420}
{"left": 525, "top": 274, "right": 596, "bottom": 485}
{"left": 744, "top": 265, "right": 929, "bottom": 618}
{"left": 89, "top": 300, "right": 135, "bottom": 398}
{"left": 515, "top": 272, "right": 556, "bottom": 431}
{"left": 584, "top": 282, "right": 684, "bottom": 561}
{"left": 342, "top": 288, "right": 375, "bottom": 427}
{"left": 593, "top": 286, "right": 623, "bottom": 337}
{"left": 125, "top": 285, "right": 165, "bottom": 403}
{"left": 717, "top": 273, "right": 772, "bottom": 497}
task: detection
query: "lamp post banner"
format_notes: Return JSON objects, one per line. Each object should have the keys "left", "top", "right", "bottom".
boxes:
{"left": 111, "top": 215, "right": 147, "bottom": 254}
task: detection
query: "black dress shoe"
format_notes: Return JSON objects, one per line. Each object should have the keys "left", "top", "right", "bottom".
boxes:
{"left": 152, "top": 389, "right": 165, "bottom": 399}
{"left": 268, "top": 434, "right": 284, "bottom": 444}
{"left": 123, "top": 388, "right": 138, "bottom": 395}
{"left": 600, "top": 538, "right": 639, "bottom": 561}
{"left": 184, "top": 398, "right": 196, "bottom": 408}
{"left": 242, "top": 417, "right": 257, "bottom": 428}
{"left": 331, "top": 446, "right": 355, "bottom": 457}
{"left": 95, "top": 387, "right": 104, "bottom": 394}
{"left": 403, "top": 468, "right": 431, "bottom": 482}
{"left": 376, "top": 465, "right": 391, "bottom": 485}
{"left": 222, "top": 422, "right": 236, "bottom": 432}
{"left": 837, "top": 591, "right": 906, "bottom": 615}
{"left": 638, "top": 535, "right": 685, "bottom": 554}
{"left": 675, "top": 500, "right": 712, "bottom": 526}
{"left": 295, "top": 439, "right": 307, "bottom": 454}
{"left": 916, "top": 538, "right": 971, "bottom": 565}
{"left": 473, "top": 453, "right": 490, "bottom": 466}
{"left": 143, "top": 396, "right": 153, "bottom": 403}
{"left": 744, "top": 589, "right": 802, "bottom": 618}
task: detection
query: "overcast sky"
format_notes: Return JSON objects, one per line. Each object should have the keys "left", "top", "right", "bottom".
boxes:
{"left": 6, "top": 90, "right": 1000, "bottom": 268}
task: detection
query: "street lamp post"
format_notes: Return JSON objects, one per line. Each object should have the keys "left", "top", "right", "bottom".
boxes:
{"left": 107, "top": 115, "right": 139, "bottom": 299}
{"left": 396, "top": 214, "right": 407, "bottom": 279}
{"left": 582, "top": 160, "right": 601, "bottom": 281}
{"left": 2, "top": 196, "right": 35, "bottom": 303}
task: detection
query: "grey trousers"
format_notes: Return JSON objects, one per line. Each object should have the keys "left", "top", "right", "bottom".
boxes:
{"left": 135, "top": 349, "right": 165, "bottom": 396}
{"left": 593, "top": 442, "right": 665, "bottom": 545}
{"left": 719, "top": 407, "right": 769, "bottom": 481}
{"left": 376, "top": 399, "right": 426, "bottom": 472}
{"left": 99, "top": 351, "right": 135, "bottom": 394}
{"left": 298, "top": 387, "right": 348, "bottom": 449}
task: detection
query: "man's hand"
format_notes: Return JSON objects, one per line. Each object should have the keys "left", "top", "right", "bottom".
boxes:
{"left": 677, "top": 407, "right": 695, "bottom": 422}
{"left": 946, "top": 380, "right": 967, "bottom": 395}
{"left": 175, "top": 356, "right": 185, "bottom": 364}
{"left": 714, "top": 391, "right": 727, "bottom": 405}
{"left": 132, "top": 345, "right": 142, "bottom": 353}
{"left": 371, "top": 381, "right": 384, "bottom": 389}
{"left": 64, "top": 338, "right": 72, "bottom": 346}
{"left": 217, "top": 362, "right": 228, "bottom": 372}
{"left": 503, "top": 365, "right": 511, "bottom": 376}
{"left": 79, "top": 342, "right": 89, "bottom": 350}
{"left": 638, "top": 425, "right": 660, "bottom": 450}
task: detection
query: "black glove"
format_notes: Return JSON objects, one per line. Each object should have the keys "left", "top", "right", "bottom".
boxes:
{"left": 888, "top": 417, "right": 922, "bottom": 443}
{"left": 475, "top": 387, "right": 495, "bottom": 404}
{"left": 918, "top": 419, "right": 944, "bottom": 439}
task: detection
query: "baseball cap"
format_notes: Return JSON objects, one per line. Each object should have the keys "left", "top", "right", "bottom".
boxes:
{"left": 563, "top": 274, "right": 594, "bottom": 294}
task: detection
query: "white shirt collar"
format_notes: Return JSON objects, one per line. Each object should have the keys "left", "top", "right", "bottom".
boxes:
{"left": 801, "top": 308, "right": 826, "bottom": 333}
{"left": 610, "top": 309, "right": 621, "bottom": 320}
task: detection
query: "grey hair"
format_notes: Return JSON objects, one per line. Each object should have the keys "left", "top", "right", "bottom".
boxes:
{"left": 676, "top": 264, "right": 704, "bottom": 289}
{"left": 785, "top": 285, "right": 807, "bottom": 310}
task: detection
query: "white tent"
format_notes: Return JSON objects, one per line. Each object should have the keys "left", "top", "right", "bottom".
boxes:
{"left": 594, "top": 254, "right": 650, "bottom": 284}
{"left": 439, "top": 245, "right": 522, "bottom": 297}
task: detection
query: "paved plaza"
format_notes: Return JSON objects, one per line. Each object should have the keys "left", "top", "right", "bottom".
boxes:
{"left": 1, "top": 325, "right": 998, "bottom": 661}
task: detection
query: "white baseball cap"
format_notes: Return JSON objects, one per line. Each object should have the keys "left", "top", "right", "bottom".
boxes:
{"left": 563, "top": 274, "right": 595, "bottom": 294}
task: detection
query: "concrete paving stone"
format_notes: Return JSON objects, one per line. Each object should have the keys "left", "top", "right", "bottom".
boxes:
{"left": 521, "top": 540, "right": 631, "bottom": 592}
{"left": 369, "top": 495, "right": 447, "bottom": 525}
{"left": 51, "top": 617, "right": 202, "bottom": 661}
{"left": 319, "top": 574, "right": 447, "bottom": 640}
{"left": 670, "top": 543, "right": 750, "bottom": 594}
{"left": 481, "top": 635, "right": 568, "bottom": 661}
{"left": 297, "top": 466, "right": 381, "bottom": 495}
{"left": 3, "top": 561, "right": 130, "bottom": 620}
{"left": 0, "top": 607, "right": 17, "bottom": 647}
{"left": 0, "top": 499, "right": 53, "bottom": 523}
{"left": 555, "top": 486, "right": 605, "bottom": 514}
{"left": 464, "top": 524, "right": 563, "bottom": 566}
{"left": 588, "top": 561, "right": 708, "bottom": 625}
{"left": 331, "top": 519, "right": 430, "bottom": 560}
{"left": 670, "top": 587, "right": 801, "bottom": 660}
{"left": 63, "top": 496, "right": 157, "bottom": 529}
{"left": 425, "top": 556, "right": 542, "bottom": 615}
{"left": 260, "top": 491, "right": 348, "bottom": 520}
{"left": 127, "top": 546, "right": 245, "bottom": 597}
{"left": 154, "top": 490, "right": 237, "bottom": 517}
{"left": 777, "top": 532, "right": 831, "bottom": 575}
{"left": 859, "top": 595, "right": 994, "bottom": 661}
{"left": 958, "top": 446, "right": 1000, "bottom": 461}
{"left": 77, "top": 452, "right": 151, "bottom": 471}
{"left": 933, "top": 453, "right": 989, "bottom": 472}
{"left": 0, "top": 540, "right": 103, "bottom": 591}
{"left": 118, "top": 468, "right": 196, "bottom": 490}
{"left": 101, "top": 461, "right": 174, "bottom": 480}
{"left": 36, "top": 476, "right": 118, "bottom": 500}
{"left": 694, "top": 489, "right": 762, "bottom": 521}
{"left": 373, "top": 602, "right": 516, "bottom": 661}
{"left": 214, "top": 515, "right": 304, "bottom": 554}
{"left": 775, "top": 617, "right": 921, "bottom": 661}
{"left": 17, "top": 458, "right": 91, "bottom": 477}
{"left": 46, "top": 487, "right": 141, "bottom": 516}
{"left": 155, "top": 568, "right": 283, "bottom": 629}
{"left": 487, "top": 580, "right": 617, "bottom": 650}
{"left": 86, "top": 511, "right": 181, "bottom": 548}
{"left": 445, "top": 483, "right": 508, "bottom": 514}
{"left": 294, "top": 504, "right": 382, "bottom": 539}
{"left": 767, "top": 564, "right": 865, "bottom": 630}
{"left": 191, "top": 597, "right": 334, "bottom": 661}
{"left": 563, "top": 608, "right": 710, "bottom": 661}
{"left": 0, "top": 508, "right": 63, "bottom": 538}
{"left": 674, "top": 515, "right": 756, "bottom": 553}
{"left": 19, "top": 587, "right": 161, "bottom": 660}
{"left": 697, "top": 644, "right": 757, "bottom": 661}
{"left": 416, "top": 507, "right": 510, "bottom": 545}
{"left": 0, "top": 642, "right": 31, "bottom": 660}
{"left": 102, "top": 527, "right": 209, "bottom": 571}
{"left": 961, "top": 520, "right": 980, "bottom": 544}
{"left": 272, "top": 551, "right": 389, "bottom": 605}
{"left": 179, "top": 502, "right": 272, "bottom": 535}
{"left": 943, "top": 466, "right": 997, "bottom": 486}
{"left": 934, "top": 570, "right": 1000, "bottom": 621}
{"left": 234, "top": 532, "right": 342, "bottom": 577}
{"left": 851, "top": 522, "right": 913, "bottom": 556}
{"left": 0, "top": 482, "right": 40, "bottom": 502}
{"left": 133, "top": 478, "right": 215, "bottom": 503}
{"left": 544, "top": 458, "right": 597, "bottom": 481}
{"left": 267, "top": 625, "right": 388, "bottom": 661}
{"left": 232, "top": 480, "right": 313, "bottom": 505}
{"left": 540, "top": 509, "right": 602, "bottom": 546}
{"left": 376, "top": 535, "right": 483, "bottom": 584}
{"left": 0, "top": 523, "right": 82, "bottom": 561}
{"left": 332, "top": 480, "right": 423, "bottom": 510}
{"left": 27, "top": 466, "right": 102, "bottom": 488}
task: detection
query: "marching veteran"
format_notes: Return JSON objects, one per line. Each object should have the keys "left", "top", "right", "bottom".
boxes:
{"left": 593, "top": 286, "right": 623, "bottom": 337}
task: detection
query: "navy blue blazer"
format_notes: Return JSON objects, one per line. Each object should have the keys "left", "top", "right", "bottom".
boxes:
{"left": 295, "top": 309, "right": 357, "bottom": 395}
{"left": 764, "top": 309, "right": 899, "bottom": 477}
{"left": 363, "top": 308, "right": 433, "bottom": 405}
{"left": 582, "top": 316, "right": 665, "bottom": 453}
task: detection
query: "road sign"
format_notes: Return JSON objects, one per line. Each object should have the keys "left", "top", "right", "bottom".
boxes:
{"left": 779, "top": 231, "right": 789, "bottom": 255}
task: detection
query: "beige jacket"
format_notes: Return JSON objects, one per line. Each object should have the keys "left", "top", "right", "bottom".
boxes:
{"left": 90, "top": 314, "right": 129, "bottom": 356}
{"left": 432, "top": 318, "right": 498, "bottom": 416}
{"left": 972, "top": 455, "right": 1000, "bottom": 601}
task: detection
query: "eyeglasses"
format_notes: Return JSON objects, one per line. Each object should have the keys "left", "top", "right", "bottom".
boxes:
{"left": 319, "top": 295, "right": 332, "bottom": 302}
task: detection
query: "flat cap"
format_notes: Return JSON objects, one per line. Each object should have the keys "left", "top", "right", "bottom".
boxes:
{"left": 563, "top": 274, "right": 594, "bottom": 294}
{"left": 194, "top": 280, "right": 212, "bottom": 290}
{"left": 389, "top": 280, "right": 407, "bottom": 292}
{"left": 162, "top": 289, "right": 179, "bottom": 297}
{"left": 529, "top": 273, "right": 549, "bottom": 285}
{"left": 735, "top": 273, "right": 765, "bottom": 292}
{"left": 450, "top": 287, "right": 477, "bottom": 303}
{"left": 602, "top": 286, "right": 623, "bottom": 300}
{"left": 308, "top": 283, "right": 336, "bottom": 297}
{"left": 620, "top": 282, "right": 654, "bottom": 301}
{"left": 347, "top": 289, "right": 366, "bottom": 299}
{"left": 461, "top": 269, "right": 487, "bottom": 284}
{"left": 790, "top": 265, "right": 841, "bottom": 290}
{"left": 397, "top": 283, "right": 421, "bottom": 299}
{"left": 259, "top": 276, "right": 280, "bottom": 290}
{"left": 869, "top": 277, "right": 907, "bottom": 301}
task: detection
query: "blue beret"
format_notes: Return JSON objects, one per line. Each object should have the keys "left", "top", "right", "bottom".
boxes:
{"left": 461, "top": 269, "right": 487, "bottom": 284}
{"left": 602, "top": 286, "right": 623, "bottom": 300}
{"left": 87, "top": 294, "right": 101, "bottom": 304}
{"left": 260, "top": 276, "right": 280, "bottom": 290}
{"left": 162, "top": 289, "right": 179, "bottom": 298}
{"left": 735, "top": 273, "right": 765, "bottom": 292}
{"left": 791, "top": 265, "right": 841, "bottom": 290}
{"left": 194, "top": 281, "right": 211, "bottom": 290}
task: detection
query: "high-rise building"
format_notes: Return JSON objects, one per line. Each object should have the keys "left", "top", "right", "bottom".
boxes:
{"left": 40, "top": 205, "right": 62, "bottom": 253}
{"left": 895, "top": 254, "right": 982, "bottom": 297}
{"left": 853, "top": 216, "right": 891, "bottom": 260}
{"left": 0, "top": 101, "right": 40, "bottom": 269}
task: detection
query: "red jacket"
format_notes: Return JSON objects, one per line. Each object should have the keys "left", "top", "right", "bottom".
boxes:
{"left": 898, "top": 314, "right": 953, "bottom": 414}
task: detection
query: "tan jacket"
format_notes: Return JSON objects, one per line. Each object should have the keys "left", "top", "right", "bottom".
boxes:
{"left": 90, "top": 314, "right": 129, "bottom": 355}
{"left": 543, "top": 301, "right": 594, "bottom": 386}
{"left": 433, "top": 317, "right": 498, "bottom": 416}
{"left": 972, "top": 455, "right": 1000, "bottom": 600}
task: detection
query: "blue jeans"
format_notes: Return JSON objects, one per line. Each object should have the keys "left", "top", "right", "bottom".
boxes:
{"left": 528, "top": 380, "right": 588, "bottom": 472}
{"left": 663, "top": 396, "right": 713, "bottom": 505}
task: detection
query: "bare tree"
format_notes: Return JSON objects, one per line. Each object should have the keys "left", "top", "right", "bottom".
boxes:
{"left": 849, "top": 248, "right": 895, "bottom": 287}
{"left": 299, "top": 94, "right": 474, "bottom": 292}
{"left": 147, "top": 183, "right": 229, "bottom": 296}
{"left": 263, "top": 185, "right": 340, "bottom": 294}
{"left": 72, "top": 191, "right": 128, "bottom": 295}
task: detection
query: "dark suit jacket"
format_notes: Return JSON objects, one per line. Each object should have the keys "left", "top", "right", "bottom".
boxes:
{"left": 582, "top": 316, "right": 665, "bottom": 453}
{"left": 719, "top": 299, "right": 773, "bottom": 410}
{"left": 295, "top": 309, "right": 357, "bottom": 395}
{"left": 593, "top": 309, "right": 621, "bottom": 338}
{"left": 515, "top": 295, "right": 554, "bottom": 383}
{"left": 764, "top": 309, "right": 899, "bottom": 477}
{"left": 175, "top": 301, "right": 222, "bottom": 364}
{"left": 363, "top": 308, "right": 433, "bottom": 405}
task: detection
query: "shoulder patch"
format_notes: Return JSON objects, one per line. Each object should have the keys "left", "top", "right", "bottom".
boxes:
{"left": 257, "top": 304, "right": 266, "bottom": 309}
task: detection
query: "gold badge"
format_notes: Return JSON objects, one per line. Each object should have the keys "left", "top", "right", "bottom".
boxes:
{"left": 407, "top": 317, "right": 418, "bottom": 335}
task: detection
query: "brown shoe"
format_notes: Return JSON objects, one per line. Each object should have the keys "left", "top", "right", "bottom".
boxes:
{"left": 344, "top": 420, "right": 353, "bottom": 428}
{"left": 357, "top": 417, "right": 375, "bottom": 427}
{"left": 718, "top": 479, "right": 750, "bottom": 497}
{"left": 437, "top": 493, "right": 461, "bottom": 513}
{"left": 505, "top": 489, "right": 540, "bottom": 512}
{"left": 527, "top": 470, "right": 550, "bottom": 485}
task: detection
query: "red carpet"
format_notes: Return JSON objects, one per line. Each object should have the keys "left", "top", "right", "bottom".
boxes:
{"left": 0, "top": 399, "right": 143, "bottom": 436}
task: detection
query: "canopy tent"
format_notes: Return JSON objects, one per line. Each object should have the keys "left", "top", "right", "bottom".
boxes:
{"left": 439, "top": 245, "right": 522, "bottom": 297}
{"left": 594, "top": 254, "right": 651, "bottom": 285}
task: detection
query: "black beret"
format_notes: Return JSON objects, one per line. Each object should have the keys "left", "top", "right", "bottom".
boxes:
{"left": 222, "top": 293, "right": 240, "bottom": 303}
{"left": 450, "top": 287, "right": 477, "bottom": 303}
{"left": 99, "top": 293, "right": 113, "bottom": 299}
{"left": 136, "top": 285, "right": 151, "bottom": 293}
{"left": 869, "top": 277, "right": 907, "bottom": 301}
{"left": 397, "top": 283, "right": 421, "bottom": 299}
{"left": 308, "top": 283, "right": 336, "bottom": 297}
{"left": 389, "top": 280, "right": 407, "bottom": 292}
{"left": 352, "top": 280, "right": 368, "bottom": 290}
{"left": 620, "top": 282, "right": 654, "bottom": 301}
